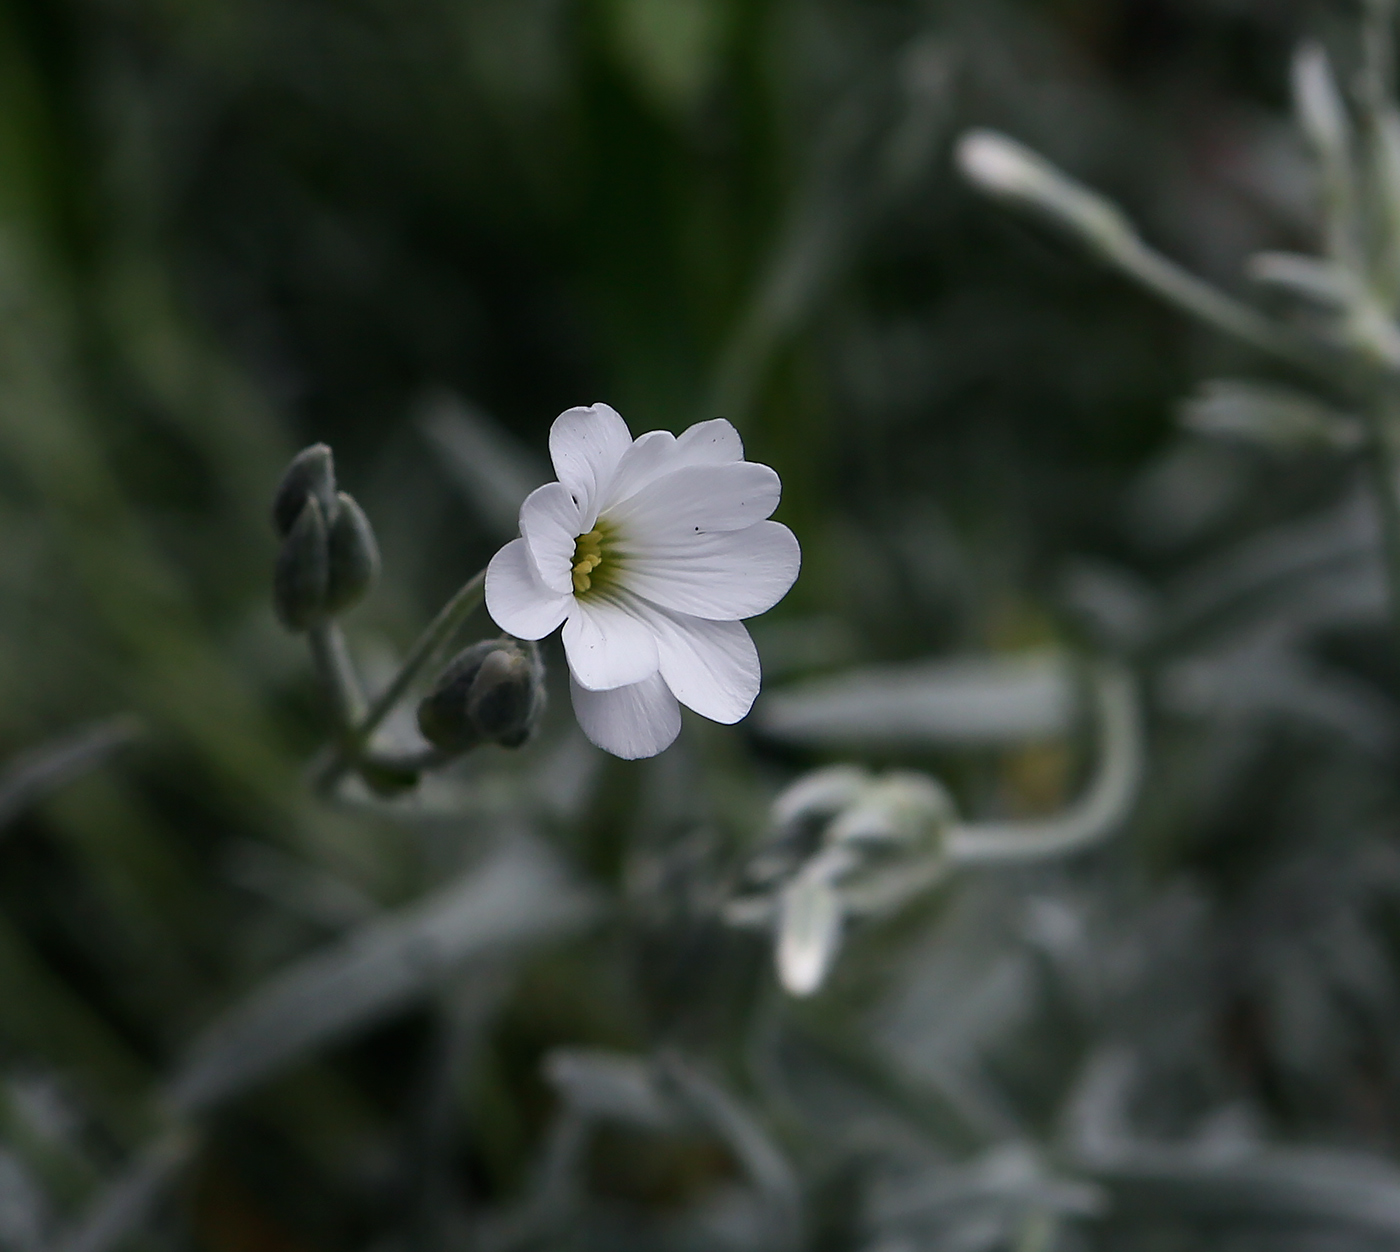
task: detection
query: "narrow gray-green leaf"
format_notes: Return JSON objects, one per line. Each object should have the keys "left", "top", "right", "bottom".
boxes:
{"left": 756, "top": 650, "right": 1075, "bottom": 748}
{"left": 167, "top": 837, "right": 597, "bottom": 1112}
{"left": 0, "top": 716, "right": 140, "bottom": 835}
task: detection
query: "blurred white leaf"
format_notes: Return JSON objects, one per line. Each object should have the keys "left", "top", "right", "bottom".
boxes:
{"left": 1245, "top": 250, "right": 1353, "bottom": 307}
{"left": 777, "top": 873, "right": 844, "bottom": 997}
{"left": 756, "top": 650, "right": 1075, "bottom": 748}
{"left": 543, "top": 1049, "right": 685, "bottom": 1131}
{"left": 1181, "top": 378, "right": 1363, "bottom": 452}
{"left": 870, "top": 1142, "right": 1106, "bottom": 1230}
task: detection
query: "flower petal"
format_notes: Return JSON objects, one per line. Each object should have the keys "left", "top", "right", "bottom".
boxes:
{"left": 599, "top": 418, "right": 745, "bottom": 509}
{"left": 569, "top": 671, "right": 681, "bottom": 759}
{"left": 549, "top": 404, "right": 633, "bottom": 529}
{"left": 619, "top": 597, "right": 760, "bottom": 723}
{"left": 675, "top": 417, "right": 743, "bottom": 464}
{"left": 519, "top": 482, "right": 581, "bottom": 594}
{"left": 562, "top": 596, "right": 660, "bottom": 690}
{"left": 485, "top": 539, "right": 572, "bottom": 640}
{"left": 607, "top": 462, "right": 781, "bottom": 538}
{"left": 619, "top": 520, "right": 801, "bottom": 620}
{"left": 600, "top": 429, "right": 677, "bottom": 511}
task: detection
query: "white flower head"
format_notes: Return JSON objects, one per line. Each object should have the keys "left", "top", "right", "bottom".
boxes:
{"left": 484, "top": 403, "right": 801, "bottom": 759}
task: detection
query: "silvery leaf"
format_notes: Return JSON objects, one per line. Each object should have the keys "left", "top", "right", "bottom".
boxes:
{"left": 1180, "top": 378, "right": 1363, "bottom": 452}
{"left": 543, "top": 1049, "right": 686, "bottom": 1131}
{"left": 777, "top": 873, "right": 844, "bottom": 997}
{"left": 756, "top": 650, "right": 1074, "bottom": 748}
{"left": 167, "top": 837, "right": 597, "bottom": 1112}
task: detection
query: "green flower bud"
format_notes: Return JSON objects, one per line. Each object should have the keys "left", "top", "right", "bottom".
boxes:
{"left": 274, "top": 496, "right": 330, "bottom": 631}
{"left": 416, "top": 638, "right": 545, "bottom": 753}
{"left": 325, "top": 491, "right": 380, "bottom": 613}
{"left": 273, "top": 444, "right": 337, "bottom": 538}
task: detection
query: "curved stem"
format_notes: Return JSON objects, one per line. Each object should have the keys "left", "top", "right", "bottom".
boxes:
{"left": 944, "top": 662, "right": 1142, "bottom": 865}
{"left": 307, "top": 622, "right": 366, "bottom": 737}
{"left": 1105, "top": 235, "right": 1342, "bottom": 382}
{"left": 316, "top": 568, "right": 486, "bottom": 792}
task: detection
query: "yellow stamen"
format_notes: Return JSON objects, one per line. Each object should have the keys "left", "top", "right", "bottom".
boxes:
{"left": 571, "top": 526, "right": 606, "bottom": 595}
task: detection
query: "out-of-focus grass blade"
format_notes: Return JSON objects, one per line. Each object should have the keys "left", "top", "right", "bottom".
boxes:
{"left": 1084, "top": 1146, "right": 1400, "bottom": 1235}
{"left": 755, "top": 650, "right": 1076, "bottom": 748}
{"left": 0, "top": 1147, "right": 50, "bottom": 1252}
{"left": 544, "top": 1048, "right": 684, "bottom": 1131}
{"left": 0, "top": 915, "right": 152, "bottom": 1144}
{"left": 658, "top": 1052, "right": 802, "bottom": 1251}
{"left": 871, "top": 1143, "right": 1105, "bottom": 1227}
{"left": 419, "top": 393, "right": 546, "bottom": 537}
{"left": 57, "top": 1128, "right": 196, "bottom": 1252}
{"left": 0, "top": 716, "right": 140, "bottom": 835}
{"left": 222, "top": 839, "right": 378, "bottom": 930}
{"left": 1180, "top": 378, "right": 1364, "bottom": 452}
{"left": 166, "top": 836, "right": 598, "bottom": 1113}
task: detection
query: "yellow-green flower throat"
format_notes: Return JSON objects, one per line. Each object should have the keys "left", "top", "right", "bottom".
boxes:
{"left": 571, "top": 524, "right": 612, "bottom": 595}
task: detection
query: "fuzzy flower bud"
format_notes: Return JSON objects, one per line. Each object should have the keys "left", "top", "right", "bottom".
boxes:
{"left": 826, "top": 771, "right": 956, "bottom": 848}
{"left": 273, "top": 444, "right": 337, "bottom": 538}
{"left": 324, "top": 491, "right": 380, "bottom": 613}
{"left": 274, "top": 496, "right": 330, "bottom": 631}
{"left": 271, "top": 446, "right": 381, "bottom": 629}
{"left": 416, "top": 638, "right": 546, "bottom": 753}
{"left": 732, "top": 766, "right": 958, "bottom": 998}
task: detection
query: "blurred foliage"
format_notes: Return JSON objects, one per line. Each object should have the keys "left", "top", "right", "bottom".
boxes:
{"left": 4, "top": 0, "right": 1400, "bottom": 1250}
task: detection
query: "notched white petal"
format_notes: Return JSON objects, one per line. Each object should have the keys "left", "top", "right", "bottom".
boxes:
{"left": 602, "top": 429, "right": 678, "bottom": 511}
{"left": 675, "top": 417, "right": 743, "bottom": 464}
{"left": 562, "top": 597, "right": 660, "bottom": 690}
{"left": 621, "top": 521, "right": 801, "bottom": 620}
{"left": 624, "top": 599, "right": 760, "bottom": 723}
{"left": 549, "top": 403, "right": 633, "bottom": 529}
{"left": 607, "top": 463, "right": 781, "bottom": 535}
{"left": 519, "top": 481, "right": 581, "bottom": 594}
{"left": 485, "top": 539, "right": 572, "bottom": 640}
{"left": 570, "top": 671, "right": 681, "bottom": 759}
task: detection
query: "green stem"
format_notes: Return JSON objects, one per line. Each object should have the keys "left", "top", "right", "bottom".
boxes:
{"left": 307, "top": 622, "right": 366, "bottom": 737}
{"left": 316, "top": 567, "right": 486, "bottom": 791}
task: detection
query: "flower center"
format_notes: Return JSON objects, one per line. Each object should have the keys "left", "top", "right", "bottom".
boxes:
{"left": 571, "top": 525, "right": 609, "bottom": 595}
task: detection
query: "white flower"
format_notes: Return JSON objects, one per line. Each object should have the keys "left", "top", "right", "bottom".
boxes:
{"left": 484, "top": 403, "right": 801, "bottom": 759}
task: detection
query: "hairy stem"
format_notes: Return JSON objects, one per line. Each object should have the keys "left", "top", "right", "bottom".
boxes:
{"left": 944, "top": 661, "right": 1142, "bottom": 864}
{"left": 316, "top": 567, "right": 486, "bottom": 792}
{"left": 307, "top": 622, "right": 367, "bottom": 738}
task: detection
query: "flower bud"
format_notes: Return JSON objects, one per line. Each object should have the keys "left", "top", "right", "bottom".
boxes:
{"left": 416, "top": 638, "right": 545, "bottom": 753}
{"left": 746, "top": 765, "right": 871, "bottom": 889}
{"left": 273, "top": 444, "right": 337, "bottom": 538}
{"left": 827, "top": 771, "right": 955, "bottom": 849}
{"left": 325, "top": 491, "right": 380, "bottom": 613}
{"left": 273, "top": 496, "right": 330, "bottom": 631}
